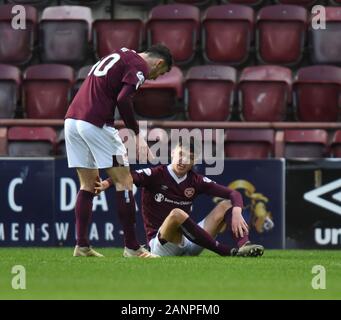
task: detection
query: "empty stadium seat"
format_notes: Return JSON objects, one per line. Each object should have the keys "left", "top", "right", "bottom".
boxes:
{"left": 256, "top": 5, "right": 308, "bottom": 65}
{"left": 93, "top": 19, "right": 144, "bottom": 59}
{"left": 0, "top": 64, "right": 21, "bottom": 118}
{"left": 202, "top": 4, "right": 254, "bottom": 65}
{"left": 146, "top": 4, "right": 200, "bottom": 65}
{"left": 133, "top": 66, "right": 183, "bottom": 119}
{"left": 284, "top": 129, "right": 328, "bottom": 158}
{"left": 293, "top": 65, "right": 341, "bottom": 122}
{"left": 0, "top": 4, "right": 37, "bottom": 65}
{"left": 331, "top": 130, "right": 341, "bottom": 157}
{"left": 23, "top": 64, "right": 74, "bottom": 119}
{"left": 40, "top": 6, "right": 92, "bottom": 66}
{"left": 238, "top": 65, "right": 292, "bottom": 121}
{"left": 185, "top": 65, "right": 237, "bottom": 121}
{"left": 310, "top": 7, "right": 341, "bottom": 65}
{"left": 225, "top": 129, "right": 274, "bottom": 159}
{"left": 7, "top": 126, "right": 57, "bottom": 156}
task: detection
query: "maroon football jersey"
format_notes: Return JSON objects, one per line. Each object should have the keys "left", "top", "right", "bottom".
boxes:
{"left": 65, "top": 48, "right": 148, "bottom": 127}
{"left": 132, "top": 165, "right": 243, "bottom": 242}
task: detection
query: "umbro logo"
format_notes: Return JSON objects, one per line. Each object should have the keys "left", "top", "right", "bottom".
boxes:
{"left": 304, "top": 178, "right": 341, "bottom": 216}
{"left": 161, "top": 185, "right": 168, "bottom": 191}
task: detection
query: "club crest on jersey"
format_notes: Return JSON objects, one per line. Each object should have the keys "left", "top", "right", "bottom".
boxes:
{"left": 155, "top": 193, "right": 165, "bottom": 203}
{"left": 184, "top": 188, "right": 195, "bottom": 198}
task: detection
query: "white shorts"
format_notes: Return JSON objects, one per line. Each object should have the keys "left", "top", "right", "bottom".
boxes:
{"left": 64, "top": 118, "right": 129, "bottom": 169}
{"left": 149, "top": 219, "right": 206, "bottom": 257}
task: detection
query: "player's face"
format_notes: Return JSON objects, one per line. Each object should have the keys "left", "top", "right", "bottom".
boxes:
{"left": 171, "top": 147, "right": 195, "bottom": 176}
{"left": 148, "top": 60, "right": 168, "bottom": 80}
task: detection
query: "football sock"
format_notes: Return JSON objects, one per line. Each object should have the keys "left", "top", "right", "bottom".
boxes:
{"left": 181, "top": 217, "right": 232, "bottom": 256}
{"left": 116, "top": 190, "right": 140, "bottom": 250}
{"left": 75, "top": 190, "right": 94, "bottom": 247}
{"left": 225, "top": 207, "right": 250, "bottom": 248}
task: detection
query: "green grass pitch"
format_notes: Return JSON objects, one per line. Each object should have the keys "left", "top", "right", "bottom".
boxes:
{"left": 0, "top": 248, "right": 340, "bottom": 300}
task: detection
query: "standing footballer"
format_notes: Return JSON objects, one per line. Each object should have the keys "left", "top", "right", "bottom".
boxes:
{"left": 64, "top": 44, "right": 173, "bottom": 258}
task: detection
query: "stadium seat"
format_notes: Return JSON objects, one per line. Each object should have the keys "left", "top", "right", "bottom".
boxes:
{"left": 0, "top": 64, "right": 21, "bottom": 118}
{"left": 40, "top": 6, "right": 92, "bottom": 66}
{"left": 73, "top": 65, "right": 92, "bottom": 97}
{"left": 238, "top": 65, "right": 292, "bottom": 121}
{"left": 146, "top": 4, "right": 200, "bottom": 65}
{"left": 284, "top": 129, "right": 328, "bottom": 158}
{"left": 331, "top": 130, "right": 341, "bottom": 157}
{"left": 23, "top": 64, "right": 74, "bottom": 119}
{"left": 273, "top": 0, "right": 318, "bottom": 7}
{"left": 310, "top": 7, "right": 341, "bottom": 65}
{"left": 7, "top": 126, "right": 57, "bottom": 156}
{"left": 0, "top": 4, "right": 37, "bottom": 65}
{"left": 133, "top": 66, "right": 184, "bottom": 119}
{"left": 224, "top": 129, "right": 274, "bottom": 159}
{"left": 0, "top": 127, "right": 7, "bottom": 156}
{"left": 202, "top": 4, "right": 254, "bottom": 65}
{"left": 93, "top": 19, "right": 144, "bottom": 59}
{"left": 256, "top": 5, "right": 308, "bottom": 66}
{"left": 293, "top": 65, "right": 341, "bottom": 122}
{"left": 185, "top": 65, "right": 237, "bottom": 121}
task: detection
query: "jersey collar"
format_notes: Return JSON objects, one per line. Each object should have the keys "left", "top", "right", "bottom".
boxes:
{"left": 167, "top": 164, "right": 188, "bottom": 185}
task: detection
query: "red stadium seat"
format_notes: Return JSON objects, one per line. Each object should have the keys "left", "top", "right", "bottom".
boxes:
{"left": 284, "top": 129, "right": 328, "bottom": 158}
{"left": 40, "top": 6, "right": 92, "bottom": 66}
{"left": 185, "top": 65, "right": 237, "bottom": 121}
{"left": 0, "top": 64, "right": 21, "bottom": 118}
{"left": 256, "top": 5, "right": 308, "bottom": 66}
{"left": 225, "top": 129, "right": 274, "bottom": 159}
{"left": 331, "top": 130, "right": 341, "bottom": 157}
{"left": 93, "top": 19, "right": 144, "bottom": 59}
{"left": 274, "top": 0, "right": 318, "bottom": 7}
{"left": 0, "top": 4, "right": 37, "bottom": 65}
{"left": 146, "top": 4, "right": 200, "bottom": 65}
{"left": 293, "top": 65, "right": 341, "bottom": 122}
{"left": 238, "top": 65, "right": 292, "bottom": 121}
{"left": 23, "top": 64, "right": 74, "bottom": 119}
{"left": 7, "top": 126, "right": 57, "bottom": 156}
{"left": 202, "top": 4, "right": 254, "bottom": 65}
{"left": 310, "top": 7, "right": 341, "bottom": 65}
{"left": 133, "top": 66, "right": 184, "bottom": 119}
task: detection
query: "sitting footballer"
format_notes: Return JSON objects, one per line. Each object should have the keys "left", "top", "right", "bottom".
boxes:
{"left": 95, "top": 139, "right": 264, "bottom": 257}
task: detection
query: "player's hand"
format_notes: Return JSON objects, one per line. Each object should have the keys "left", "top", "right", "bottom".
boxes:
{"left": 231, "top": 207, "right": 249, "bottom": 238}
{"left": 94, "top": 176, "right": 110, "bottom": 196}
{"left": 136, "top": 133, "right": 155, "bottom": 162}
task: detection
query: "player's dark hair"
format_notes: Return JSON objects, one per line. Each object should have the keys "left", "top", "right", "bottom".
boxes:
{"left": 145, "top": 43, "right": 173, "bottom": 72}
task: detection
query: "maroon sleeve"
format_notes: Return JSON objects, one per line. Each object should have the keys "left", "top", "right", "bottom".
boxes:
{"left": 116, "top": 84, "right": 139, "bottom": 135}
{"left": 131, "top": 167, "right": 159, "bottom": 187}
{"left": 198, "top": 176, "right": 244, "bottom": 208}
